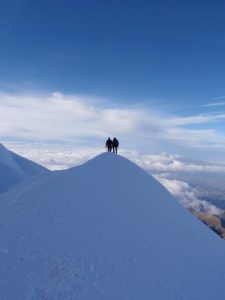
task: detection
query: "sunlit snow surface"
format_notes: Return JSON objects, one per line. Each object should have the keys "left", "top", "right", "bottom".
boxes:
{"left": 0, "top": 153, "right": 225, "bottom": 299}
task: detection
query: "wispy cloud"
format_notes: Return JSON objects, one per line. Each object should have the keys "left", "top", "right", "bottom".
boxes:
{"left": 201, "top": 95, "right": 225, "bottom": 108}
{"left": 155, "top": 174, "right": 223, "bottom": 216}
{"left": 1, "top": 91, "right": 225, "bottom": 155}
{"left": 201, "top": 102, "right": 225, "bottom": 108}
{"left": 166, "top": 113, "right": 225, "bottom": 126}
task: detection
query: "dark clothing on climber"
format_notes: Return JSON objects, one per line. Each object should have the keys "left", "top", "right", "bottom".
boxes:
{"left": 105, "top": 138, "right": 113, "bottom": 152}
{"left": 112, "top": 137, "right": 119, "bottom": 154}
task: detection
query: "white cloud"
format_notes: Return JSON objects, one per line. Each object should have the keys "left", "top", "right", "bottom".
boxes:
{"left": 4, "top": 142, "right": 101, "bottom": 170}
{"left": 201, "top": 102, "right": 225, "bottom": 108}
{"left": 1, "top": 91, "right": 225, "bottom": 155}
{"left": 166, "top": 113, "right": 225, "bottom": 126}
{"left": 0, "top": 92, "right": 143, "bottom": 142}
{"left": 5, "top": 143, "right": 225, "bottom": 174}
{"left": 154, "top": 174, "right": 223, "bottom": 216}
{"left": 123, "top": 151, "right": 225, "bottom": 173}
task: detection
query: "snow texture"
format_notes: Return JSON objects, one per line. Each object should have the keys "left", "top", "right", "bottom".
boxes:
{"left": 0, "top": 152, "right": 225, "bottom": 299}
{"left": 0, "top": 143, "right": 48, "bottom": 193}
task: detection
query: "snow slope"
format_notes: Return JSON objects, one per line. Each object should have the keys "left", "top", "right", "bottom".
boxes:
{"left": 0, "top": 153, "right": 225, "bottom": 299}
{"left": 0, "top": 143, "right": 48, "bottom": 193}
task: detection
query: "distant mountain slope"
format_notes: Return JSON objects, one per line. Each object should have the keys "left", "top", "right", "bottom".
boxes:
{"left": 0, "top": 143, "right": 49, "bottom": 193}
{"left": 0, "top": 153, "right": 225, "bottom": 299}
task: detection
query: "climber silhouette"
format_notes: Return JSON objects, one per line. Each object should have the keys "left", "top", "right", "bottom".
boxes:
{"left": 105, "top": 137, "right": 113, "bottom": 152}
{"left": 112, "top": 137, "right": 119, "bottom": 154}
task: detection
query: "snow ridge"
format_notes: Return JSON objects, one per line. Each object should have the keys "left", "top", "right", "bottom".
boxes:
{"left": 0, "top": 143, "right": 49, "bottom": 193}
{"left": 0, "top": 152, "right": 225, "bottom": 299}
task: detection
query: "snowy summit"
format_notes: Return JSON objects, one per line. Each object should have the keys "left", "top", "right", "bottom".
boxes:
{"left": 0, "top": 152, "right": 225, "bottom": 299}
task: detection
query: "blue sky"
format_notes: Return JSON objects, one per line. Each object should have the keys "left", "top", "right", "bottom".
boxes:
{"left": 1, "top": 0, "right": 225, "bottom": 160}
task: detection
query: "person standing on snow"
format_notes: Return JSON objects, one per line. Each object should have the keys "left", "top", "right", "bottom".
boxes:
{"left": 105, "top": 137, "right": 113, "bottom": 152}
{"left": 112, "top": 137, "right": 119, "bottom": 154}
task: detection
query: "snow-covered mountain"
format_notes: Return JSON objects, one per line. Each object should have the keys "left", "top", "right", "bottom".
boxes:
{"left": 0, "top": 143, "right": 49, "bottom": 193}
{"left": 0, "top": 153, "right": 225, "bottom": 299}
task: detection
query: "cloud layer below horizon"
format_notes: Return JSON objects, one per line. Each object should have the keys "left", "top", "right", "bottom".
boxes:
{"left": 5, "top": 142, "right": 225, "bottom": 173}
{"left": 155, "top": 174, "right": 223, "bottom": 216}
{"left": 5, "top": 142, "right": 225, "bottom": 217}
